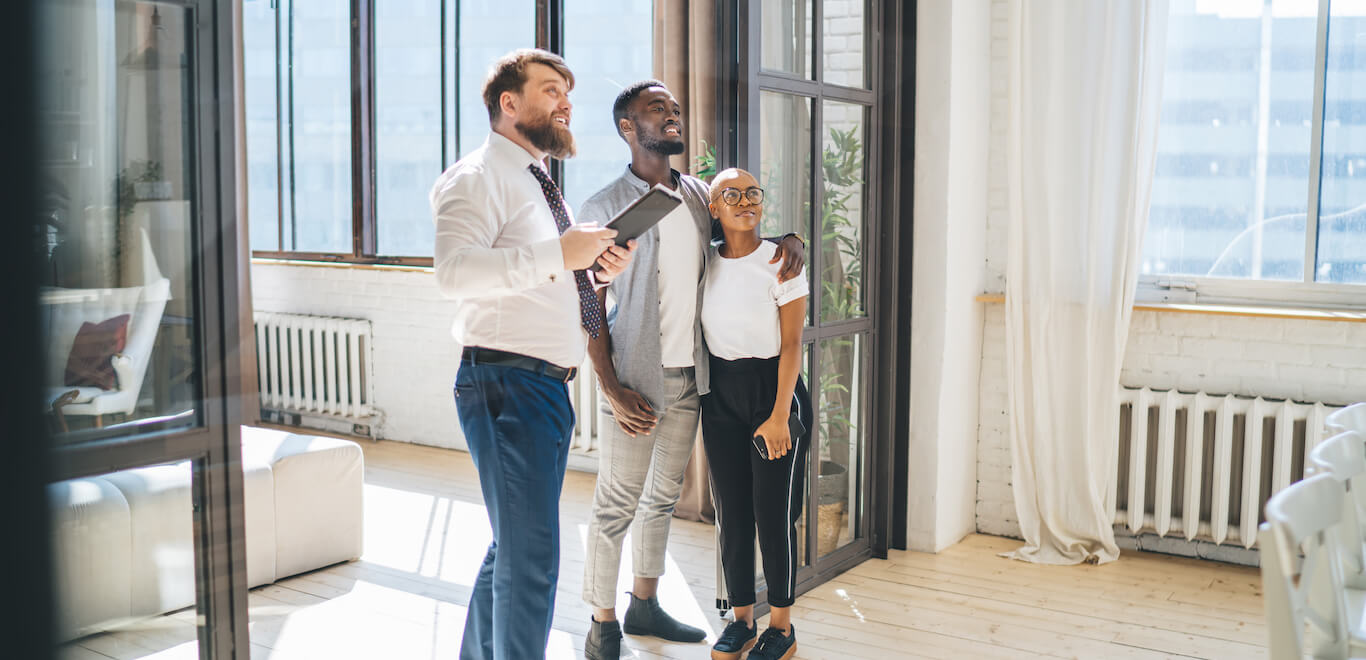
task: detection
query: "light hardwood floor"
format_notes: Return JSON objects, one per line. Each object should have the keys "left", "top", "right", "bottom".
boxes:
{"left": 61, "top": 439, "right": 1269, "bottom": 659}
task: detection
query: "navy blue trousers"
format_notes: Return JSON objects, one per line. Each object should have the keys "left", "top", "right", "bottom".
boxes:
{"left": 455, "top": 360, "right": 574, "bottom": 660}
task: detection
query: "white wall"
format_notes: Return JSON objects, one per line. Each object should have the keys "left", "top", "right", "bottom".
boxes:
{"left": 976, "top": 307, "right": 1366, "bottom": 539}
{"left": 908, "top": 0, "right": 991, "bottom": 552}
{"left": 251, "top": 262, "right": 470, "bottom": 450}
{"left": 971, "top": 0, "right": 1366, "bottom": 540}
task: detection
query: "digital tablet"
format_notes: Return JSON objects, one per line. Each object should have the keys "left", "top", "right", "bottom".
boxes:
{"left": 600, "top": 182, "right": 684, "bottom": 245}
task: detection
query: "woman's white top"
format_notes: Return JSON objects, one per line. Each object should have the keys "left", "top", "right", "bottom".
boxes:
{"left": 700, "top": 240, "right": 808, "bottom": 360}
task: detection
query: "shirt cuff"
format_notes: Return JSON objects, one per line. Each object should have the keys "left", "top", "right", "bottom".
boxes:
{"left": 530, "top": 237, "right": 566, "bottom": 285}
{"left": 589, "top": 269, "right": 613, "bottom": 291}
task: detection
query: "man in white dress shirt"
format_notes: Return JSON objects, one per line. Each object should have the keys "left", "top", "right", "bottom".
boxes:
{"left": 429, "top": 49, "right": 635, "bottom": 660}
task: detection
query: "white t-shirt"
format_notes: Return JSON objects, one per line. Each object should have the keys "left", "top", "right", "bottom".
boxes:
{"left": 701, "top": 241, "right": 808, "bottom": 360}
{"left": 656, "top": 202, "right": 702, "bottom": 367}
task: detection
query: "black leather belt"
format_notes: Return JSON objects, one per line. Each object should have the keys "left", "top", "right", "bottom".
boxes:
{"left": 461, "top": 346, "right": 578, "bottom": 383}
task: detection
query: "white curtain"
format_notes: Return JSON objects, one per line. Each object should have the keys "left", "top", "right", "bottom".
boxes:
{"left": 1004, "top": 0, "right": 1169, "bottom": 565}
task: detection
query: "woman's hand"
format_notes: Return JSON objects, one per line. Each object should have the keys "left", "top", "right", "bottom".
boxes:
{"left": 754, "top": 414, "right": 791, "bottom": 460}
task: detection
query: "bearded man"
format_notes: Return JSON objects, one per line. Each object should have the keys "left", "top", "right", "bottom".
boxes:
{"left": 429, "top": 49, "right": 636, "bottom": 660}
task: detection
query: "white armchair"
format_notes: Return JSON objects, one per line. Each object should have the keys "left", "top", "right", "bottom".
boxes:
{"left": 41, "top": 228, "right": 170, "bottom": 425}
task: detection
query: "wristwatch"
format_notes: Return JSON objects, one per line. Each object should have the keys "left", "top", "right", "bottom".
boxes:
{"left": 781, "top": 232, "right": 806, "bottom": 246}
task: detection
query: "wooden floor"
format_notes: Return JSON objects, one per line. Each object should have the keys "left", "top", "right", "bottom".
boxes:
{"left": 61, "top": 440, "right": 1269, "bottom": 659}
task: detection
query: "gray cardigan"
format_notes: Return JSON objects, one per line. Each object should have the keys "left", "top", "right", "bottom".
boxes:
{"left": 577, "top": 166, "right": 714, "bottom": 413}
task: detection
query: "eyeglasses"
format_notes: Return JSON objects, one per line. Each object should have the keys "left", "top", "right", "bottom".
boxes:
{"left": 717, "top": 186, "right": 765, "bottom": 206}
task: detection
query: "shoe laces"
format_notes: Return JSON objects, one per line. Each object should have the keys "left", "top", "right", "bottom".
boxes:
{"left": 718, "top": 620, "right": 753, "bottom": 645}
{"left": 753, "top": 626, "right": 789, "bottom": 653}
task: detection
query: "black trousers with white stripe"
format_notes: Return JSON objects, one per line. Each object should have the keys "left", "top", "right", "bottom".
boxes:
{"left": 701, "top": 356, "right": 812, "bottom": 608}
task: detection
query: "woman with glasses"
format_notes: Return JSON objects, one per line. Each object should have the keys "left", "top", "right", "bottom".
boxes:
{"left": 699, "top": 167, "right": 811, "bottom": 660}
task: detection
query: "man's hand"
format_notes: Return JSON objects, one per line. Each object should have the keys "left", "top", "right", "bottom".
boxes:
{"left": 593, "top": 239, "right": 638, "bottom": 284}
{"left": 561, "top": 223, "right": 619, "bottom": 271}
{"left": 770, "top": 234, "right": 806, "bottom": 283}
{"left": 603, "top": 383, "right": 657, "bottom": 437}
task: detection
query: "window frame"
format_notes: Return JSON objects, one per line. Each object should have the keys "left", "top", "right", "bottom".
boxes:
{"left": 249, "top": 0, "right": 566, "bottom": 266}
{"left": 1136, "top": 0, "right": 1366, "bottom": 310}
{"left": 721, "top": 0, "right": 894, "bottom": 596}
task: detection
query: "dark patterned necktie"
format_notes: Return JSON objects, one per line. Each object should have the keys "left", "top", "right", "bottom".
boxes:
{"left": 527, "top": 164, "right": 604, "bottom": 339}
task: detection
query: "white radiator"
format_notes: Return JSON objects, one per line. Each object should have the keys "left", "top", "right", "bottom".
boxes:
{"left": 254, "top": 312, "right": 378, "bottom": 434}
{"left": 569, "top": 366, "right": 601, "bottom": 452}
{"left": 1112, "top": 387, "right": 1342, "bottom": 549}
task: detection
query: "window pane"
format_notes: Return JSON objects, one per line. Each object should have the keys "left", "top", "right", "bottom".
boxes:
{"left": 562, "top": 2, "right": 653, "bottom": 214}
{"left": 52, "top": 462, "right": 202, "bottom": 657}
{"left": 759, "top": 92, "right": 813, "bottom": 323}
{"left": 816, "top": 334, "right": 863, "bottom": 557}
{"left": 376, "top": 0, "right": 442, "bottom": 257}
{"left": 287, "top": 0, "right": 351, "bottom": 253}
{"left": 1316, "top": 4, "right": 1366, "bottom": 284}
{"left": 820, "top": 101, "right": 866, "bottom": 321}
{"left": 1144, "top": 3, "right": 1315, "bottom": 281}
{"left": 822, "top": 0, "right": 865, "bottom": 87}
{"left": 37, "top": 1, "right": 203, "bottom": 442}
{"left": 457, "top": 2, "right": 535, "bottom": 159}
{"left": 244, "top": 0, "right": 280, "bottom": 252}
{"left": 762, "top": 0, "right": 813, "bottom": 78}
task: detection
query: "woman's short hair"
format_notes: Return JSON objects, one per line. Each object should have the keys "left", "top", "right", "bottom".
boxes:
{"left": 481, "top": 49, "right": 575, "bottom": 123}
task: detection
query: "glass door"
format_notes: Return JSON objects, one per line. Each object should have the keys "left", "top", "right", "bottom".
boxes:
{"left": 37, "top": 0, "right": 247, "bottom": 657}
{"left": 722, "top": 0, "right": 883, "bottom": 597}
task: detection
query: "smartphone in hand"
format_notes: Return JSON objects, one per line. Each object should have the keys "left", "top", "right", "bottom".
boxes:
{"left": 752, "top": 411, "right": 807, "bottom": 460}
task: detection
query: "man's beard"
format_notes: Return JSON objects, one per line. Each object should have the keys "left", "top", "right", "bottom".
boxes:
{"left": 516, "top": 111, "right": 576, "bottom": 159}
{"left": 639, "top": 125, "right": 686, "bottom": 156}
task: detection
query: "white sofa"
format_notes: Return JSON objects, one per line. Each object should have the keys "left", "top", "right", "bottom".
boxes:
{"left": 50, "top": 427, "right": 365, "bottom": 642}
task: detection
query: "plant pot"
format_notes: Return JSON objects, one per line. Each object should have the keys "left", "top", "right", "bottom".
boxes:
{"left": 816, "top": 459, "right": 848, "bottom": 505}
{"left": 796, "top": 460, "right": 851, "bottom": 559}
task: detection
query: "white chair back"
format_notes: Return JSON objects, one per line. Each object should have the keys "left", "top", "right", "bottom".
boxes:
{"left": 1262, "top": 474, "right": 1352, "bottom": 659}
{"left": 1329, "top": 403, "right": 1366, "bottom": 436}
{"left": 1311, "top": 431, "right": 1366, "bottom": 589}
{"left": 38, "top": 228, "right": 170, "bottom": 416}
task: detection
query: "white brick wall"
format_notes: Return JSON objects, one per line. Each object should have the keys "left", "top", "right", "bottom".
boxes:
{"left": 251, "top": 262, "right": 470, "bottom": 450}
{"left": 976, "top": 307, "right": 1366, "bottom": 539}
{"left": 976, "top": 0, "right": 1016, "bottom": 538}
{"left": 984, "top": 0, "right": 1010, "bottom": 295}
{"left": 973, "top": 0, "right": 1366, "bottom": 539}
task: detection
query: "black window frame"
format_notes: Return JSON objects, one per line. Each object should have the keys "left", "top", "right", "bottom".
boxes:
{"left": 716, "top": 0, "right": 914, "bottom": 608}
{"left": 250, "top": 0, "right": 568, "bottom": 267}
{"left": 36, "top": 0, "right": 252, "bottom": 656}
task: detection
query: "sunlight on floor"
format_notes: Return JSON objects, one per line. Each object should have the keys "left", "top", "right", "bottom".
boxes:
{"left": 362, "top": 483, "right": 490, "bottom": 587}
{"left": 833, "top": 588, "right": 866, "bottom": 623}
{"left": 58, "top": 442, "right": 1271, "bottom": 660}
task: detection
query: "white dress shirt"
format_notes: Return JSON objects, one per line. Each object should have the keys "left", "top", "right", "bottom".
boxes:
{"left": 430, "top": 131, "right": 584, "bottom": 368}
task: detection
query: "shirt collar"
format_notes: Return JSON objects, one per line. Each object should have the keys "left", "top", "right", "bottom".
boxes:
{"left": 487, "top": 130, "right": 544, "bottom": 172}
{"left": 623, "top": 164, "right": 681, "bottom": 191}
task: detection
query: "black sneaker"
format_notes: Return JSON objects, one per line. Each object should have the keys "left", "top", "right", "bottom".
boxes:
{"left": 585, "top": 617, "right": 622, "bottom": 660}
{"left": 710, "top": 619, "right": 757, "bottom": 660}
{"left": 747, "top": 624, "right": 797, "bottom": 660}
{"left": 622, "top": 592, "right": 707, "bottom": 643}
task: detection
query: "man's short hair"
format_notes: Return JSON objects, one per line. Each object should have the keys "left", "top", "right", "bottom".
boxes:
{"left": 612, "top": 79, "right": 668, "bottom": 137}
{"left": 482, "top": 49, "right": 575, "bottom": 124}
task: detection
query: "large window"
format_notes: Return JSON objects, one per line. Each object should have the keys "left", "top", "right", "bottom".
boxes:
{"left": 734, "top": 0, "right": 880, "bottom": 591}
{"left": 244, "top": 0, "right": 651, "bottom": 263}
{"left": 1142, "top": 1, "right": 1366, "bottom": 306}
{"left": 36, "top": 0, "right": 249, "bottom": 655}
